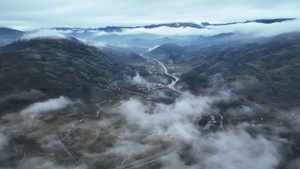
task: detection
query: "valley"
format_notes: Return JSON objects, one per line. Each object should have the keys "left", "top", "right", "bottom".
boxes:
{"left": 0, "top": 54, "right": 193, "bottom": 169}
{"left": 0, "top": 24, "right": 300, "bottom": 169}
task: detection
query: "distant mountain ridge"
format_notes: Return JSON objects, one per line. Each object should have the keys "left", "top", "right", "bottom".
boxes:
{"left": 0, "top": 27, "right": 24, "bottom": 46}
{"left": 53, "top": 18, "right": 296, "bottom": 33}
{"left": 0, "top": 18, "right": 296, "bottom": 48}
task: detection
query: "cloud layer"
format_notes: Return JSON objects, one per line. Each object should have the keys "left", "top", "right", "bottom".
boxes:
{"left": 1, "top": 88, "right": 299, "bottom": 168}
{"left": 107, "top": 19, "right": 300, "bottom": 36}
{"left": 21, "top": 29, "right": 67, "bottom": 40}
{"left": 103, "top": 87, "right": 289, "bottom": 169}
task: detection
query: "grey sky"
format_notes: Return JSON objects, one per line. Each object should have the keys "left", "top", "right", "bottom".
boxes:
{"left": 0, "top": 0, "right": 299, "bottom": 30}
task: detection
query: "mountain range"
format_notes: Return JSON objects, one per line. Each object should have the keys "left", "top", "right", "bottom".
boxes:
{"left": 0, "top": 18, "right": 296, "bottom": 51}
{"left": 53, "top": 18, "right": 296, "bottom": 33}
{"left": 172, "top": 32, "right": 300, "bottom": 109}
{"left": 0, "top": 19, "right": 300, "bottom": 169}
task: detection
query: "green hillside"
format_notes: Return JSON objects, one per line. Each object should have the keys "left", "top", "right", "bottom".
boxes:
{"left": 0, "top": 37, "right": 137, "bottom": 112}
{"left": 145, "top": 43, "right": 185, "bottom": 64}
{"left": 179, "top": 32, "right": 300, "bottom": 109}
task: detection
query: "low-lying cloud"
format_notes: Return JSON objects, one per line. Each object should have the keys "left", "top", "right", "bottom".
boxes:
{"left": 115, "top": 90, "right": 231, "bottom": 143}
{"left": 127, "top": 72, "right": 152, "bottom": 86}
{"left": 187, "top": 130, "right": 282, "bottom": 169}
{"left": 160, "top": 130, "right": 283, "bottom": 169}
{"left": 1, "top": 78, "right": 298, "bottom": 168}
{"left": 86, "top": 19, "right": 300, "bottom": 37}
{"left": 132, "top": 73, "right": 150, "bottom": 85}
{"left": 21, "top": 29, "right": 67, "bottom": 40}
{"left": 20, "top": 96, "right": 75, "bottom": 115}
{"left": 105, "top": 83, "right": 293, "bottom": 169}
{"left": 209, "top": 19, "right": 300, "bottom": 37}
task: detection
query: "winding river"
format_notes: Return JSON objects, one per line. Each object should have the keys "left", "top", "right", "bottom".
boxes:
{"left": 153, "top": 59, "right": 180, "bottom": 92}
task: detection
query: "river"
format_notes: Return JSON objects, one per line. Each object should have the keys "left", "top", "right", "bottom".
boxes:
{"left": 153, "top": 58, "right": 181, "bottom": 92}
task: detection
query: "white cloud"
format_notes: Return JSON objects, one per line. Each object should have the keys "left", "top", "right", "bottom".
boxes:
{"left": 21, "top": 29, "right": 67, "bottom": 40}
{"left": 121, "top": 27, "right": 212, "bottom": 36}
{"left": 126, "top": 72, "right": 152, "bottom": 86}
{"left": 115, "top": 90, "right": 231, "bottom": 142}
{"left": 104, "top": 140, "right": 148, "bottom": 156}
{"left": 132, "top": 73, "right": 150, "bottom": 85}
{"left": 107, "top": 87, "right": 288, "bottom": 169}
{"left": 0, "top": 85, "right": 296, "bottom": 168}
{"left": 191, "top": 131, "right": 282, "bottom": 169}
{"left": 66, "top": 19, "right": 300, "bottom": 37}
{"left": 20, "top": 96, "right": 75, "bottom": 115}
{"left": 208, "top": 19, "right": 300, "bottom": 37}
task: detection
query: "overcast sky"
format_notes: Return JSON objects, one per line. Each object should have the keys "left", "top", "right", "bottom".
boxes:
{"left": 1, "top": 0, "right": 299, "bottom": 30}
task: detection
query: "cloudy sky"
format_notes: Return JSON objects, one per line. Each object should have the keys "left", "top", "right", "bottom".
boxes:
{"left": 0, "top": 0, "right": 299, "bottom": 30}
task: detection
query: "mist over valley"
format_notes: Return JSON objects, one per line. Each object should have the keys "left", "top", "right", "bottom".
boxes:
{"left": 1, "top": 1, "right": 300, "bottom": 168}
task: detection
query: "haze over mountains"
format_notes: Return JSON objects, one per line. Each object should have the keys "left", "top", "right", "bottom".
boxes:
{"left": 52, "top": 18, "right": 296, "bottom": 33}
{"left": 1, "top": 18, "right": 299, "bottom": 54}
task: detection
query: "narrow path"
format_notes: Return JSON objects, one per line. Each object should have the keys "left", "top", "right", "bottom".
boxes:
{"left": 59, "top": 119, "right": 84, "bottom": 167}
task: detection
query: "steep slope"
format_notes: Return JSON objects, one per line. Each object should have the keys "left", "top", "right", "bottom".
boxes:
{"left": 0, "top": 37, "right": 136, "bottom": 111}
{"left": 179, "top": 32, "right": 300, "bottom": 109}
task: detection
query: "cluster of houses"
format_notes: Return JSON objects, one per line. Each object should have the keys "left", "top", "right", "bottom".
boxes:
{"left": 137, "top": 82, "right": 165, "bottom": 91}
